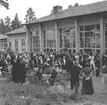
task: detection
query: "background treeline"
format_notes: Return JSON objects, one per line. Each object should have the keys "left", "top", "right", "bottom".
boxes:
{"left": 0, "top": 14, "right": 22, "bottom": 34}
{"left": 0, "top": 7, "right": 36, "bottom": 34}
{"left": 0, "top": 0, "right": 80, "bottom": 34}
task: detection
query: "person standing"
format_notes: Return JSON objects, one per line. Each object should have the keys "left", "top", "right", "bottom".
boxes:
{"left": 61, "top": 55, "right": 67, "bottom": 71}
{"left": 49, "top": 68, "right": 58, "bottom": 86}
{"left": 70, "top": 60, "right": 81, "bottom": 99}
{"left": 11, "top": 58, "right": 17, "bottom": 82}
{"left": 66, "top": 57, "right": 73, "bottom": 73}
{"left": 100, "top": 62, "right": 107, "bottom": 94}
{"left": 81, "top": 62, "right": 94, "bottom": 95}
{"left": 95, "top": 55, "right": 100, "bottom": 77}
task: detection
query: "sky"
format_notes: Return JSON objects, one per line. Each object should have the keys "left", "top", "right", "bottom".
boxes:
{"left": 0, "top": 0, "right": 105, "bottom": 23}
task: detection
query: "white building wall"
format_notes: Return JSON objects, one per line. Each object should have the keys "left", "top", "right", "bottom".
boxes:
{"left": 58, "top": 17, "right": 75, "bottom": 28}
{"left": 42, "top": 21, "right": 55, "bottom": 30}
{"left": 7, "top": 33, "right": 26, "bottom": 53}
{"left": 29, "top": 24, "right": 39, "bottom": 32}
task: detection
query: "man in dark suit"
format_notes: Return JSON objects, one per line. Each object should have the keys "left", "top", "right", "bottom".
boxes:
{"left": 66, "top": 57, "right": 73, "bottom": 73}
{"left": 95, "top": 55, "right": 100, "bottom": 77}
{"left": 69, "top": 60, "right": 81, "bottom": 98}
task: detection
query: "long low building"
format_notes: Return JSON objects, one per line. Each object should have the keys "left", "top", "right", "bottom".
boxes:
{"left": 6, "top": 27, "right": 27, "bottom": 53}
{"left": 24, "top": 0, "right": 107, "bottom": 56}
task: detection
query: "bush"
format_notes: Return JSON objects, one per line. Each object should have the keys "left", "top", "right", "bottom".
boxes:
{"left": 0, "top": 81, "right": 68, "bottom": 105}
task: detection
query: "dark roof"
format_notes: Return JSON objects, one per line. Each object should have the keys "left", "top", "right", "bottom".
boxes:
{"left": 25, "top": 0, "right": 107, "bottom": 25}
{"left": 6, "top": 27, "right": 26, "bottom": 35}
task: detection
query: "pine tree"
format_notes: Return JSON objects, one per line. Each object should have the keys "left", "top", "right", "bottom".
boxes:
{"left": 4, "top": 16, "right": 11, "bottom": 32}
{"left": 24, "top": 7, "right": 36, "bottom": 23}
{"left": 0, "top": 19, "right": 5, "bottom": 34}
{"left": 11, "top": 13, "right": 21, "bottom": 30}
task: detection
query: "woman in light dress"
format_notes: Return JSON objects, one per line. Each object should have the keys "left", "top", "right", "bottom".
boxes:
{"left": 89, "top": 55, "right": 96, "bottom": 71}
{"left": 101, "top": 62, "right": 107, "bottom": 94}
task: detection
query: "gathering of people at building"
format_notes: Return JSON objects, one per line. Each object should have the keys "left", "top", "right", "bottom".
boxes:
{"left": 0, "top": 49, "right": 107, "bottom": 99}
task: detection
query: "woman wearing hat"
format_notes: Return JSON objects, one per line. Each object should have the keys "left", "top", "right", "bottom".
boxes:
{"left": 81, "top": 62, "right": 94, "bottom": 95}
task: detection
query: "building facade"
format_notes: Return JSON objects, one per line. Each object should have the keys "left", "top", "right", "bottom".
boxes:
{"left": 25, "top": 0, "right": 107, "bottom": 57}
{"left": 0, "top": 34, "right": 7, "bottom": 52}
{"left": 6, "top": 27, "right": 27, "bottom": 53}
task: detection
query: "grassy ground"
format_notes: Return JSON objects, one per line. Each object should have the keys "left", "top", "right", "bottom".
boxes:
{"left": 0, "top": 77, "right": 87, "bottom": 105}
{"left": 0, "top": 76, "right": 106, "bottom": 105}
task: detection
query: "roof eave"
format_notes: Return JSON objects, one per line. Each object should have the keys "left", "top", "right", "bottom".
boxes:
{"left": 25, "top": 11, "right": 107, "bottom": 25}
{"left": 6, "top": 32, "right": 26, "bottom": 35}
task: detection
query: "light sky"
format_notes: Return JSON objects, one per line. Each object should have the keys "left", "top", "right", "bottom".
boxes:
{"left": 0, "top": 0, "right": 105, "bottom": 23}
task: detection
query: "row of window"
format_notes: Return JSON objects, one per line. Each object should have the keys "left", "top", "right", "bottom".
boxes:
{"left": 27, "top": 23, "right": 107, "bottom": 52}
{"left": 9, "top": 39, "right": 25, "bottom": 52}
{"left": 0, "top": 40, "right": 7, "bottom": 50}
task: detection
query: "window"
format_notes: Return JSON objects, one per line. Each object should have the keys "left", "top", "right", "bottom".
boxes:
{"left": 4, "top": 40, "right": 7, "bottom": 49}
{"left": 44, "top": 29, "right": 56, "bottom": 49}
{"left": 9, "top": 41, "right": 12, "bottom": 49}
{"left": 31, "top": 31, "right": 40, "bottom": 52}
{"left": 15, "top": 39, "right": 18, "bottom": 51}
{"left": 21, "top": 39, "right": 25, "bottom": 52}
{"left": 60, "top": 27, "right": 76, "bottom": 49}
{"left": 30, "top": 32, "right": 32, "bottom": 35}
{"left": 36, "top": 31, "right": 39, "bottom": 36}
{"left": 1, "top": 41, "right": 3, "bottom": 48}
{"left": 21, "top": 39, "right": 25, "bottom": 46}
{"left": 80, "top": 24, "right": 100, "bottom": 49}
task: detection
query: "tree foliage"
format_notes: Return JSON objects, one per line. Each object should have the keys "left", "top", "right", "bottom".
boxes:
{"left": 4, "top": 16, "right": 11, "bottom": 26}
{"left": 68, "top": 5, "right": 73, "bottom": 8}
{"left": 24, "top": 7, "right": 36, "bottom": 23}
{"left": 0, "top": 13, "right": 22, "bottom": 34}
{"left": 11, "top": 13, "right": 22, "bottom": 30}
{"left": 4, "top": 16, "right": 11, "bottom": 32}
{"left": 74, "top": 3, "right": 79, "bottom": 7}
{"left": 0, "top": 0, "right": 9, "bottom": 9}
{"left": 0, "top": 19, "right": 5, "bottom": 34}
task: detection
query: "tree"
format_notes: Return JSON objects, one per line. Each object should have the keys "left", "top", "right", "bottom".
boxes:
{"left": 74, "top": 3, "right": 79, "bottom": 7}
{"left": 11, "top": 13, "right": 21, "bottom": 30}
{"left": 68, "top": 5, "right": 73, "bottom": 8}
{"left": 4, "top": 16, "right": 11, "bottom": 32}
{"left": 4, "top": 16, "right": 11, "bottom": 26}
{"left": 24, "top": 7, "right": 36, "bottom": 23}
{"left": 0, "top": 0, "right": 9, "bottom": 9}
{"left": 0, "top": 19, "right": 5, "bottom": 34}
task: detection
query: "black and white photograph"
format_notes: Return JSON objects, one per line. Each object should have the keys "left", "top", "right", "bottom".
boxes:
{"left": 0, "top": 0, "right": 107, "bottom": 105}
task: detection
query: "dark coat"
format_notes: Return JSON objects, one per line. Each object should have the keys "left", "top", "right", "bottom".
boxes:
{"left": 66, "top": 58, "right": 73, "bottom": 73}
{"left": 18, "top": 62, "right": 26, "bottom": 83}
{"left": 70, "top": 65, "right": 81, "bottom": 82}
{"left": 70, "top": 65, "right": 81, "bottom": 89}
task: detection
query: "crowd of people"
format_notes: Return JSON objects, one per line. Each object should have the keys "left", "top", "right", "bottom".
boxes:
{"left": 0, "top": 50, "right": 107, "bottom": 98}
